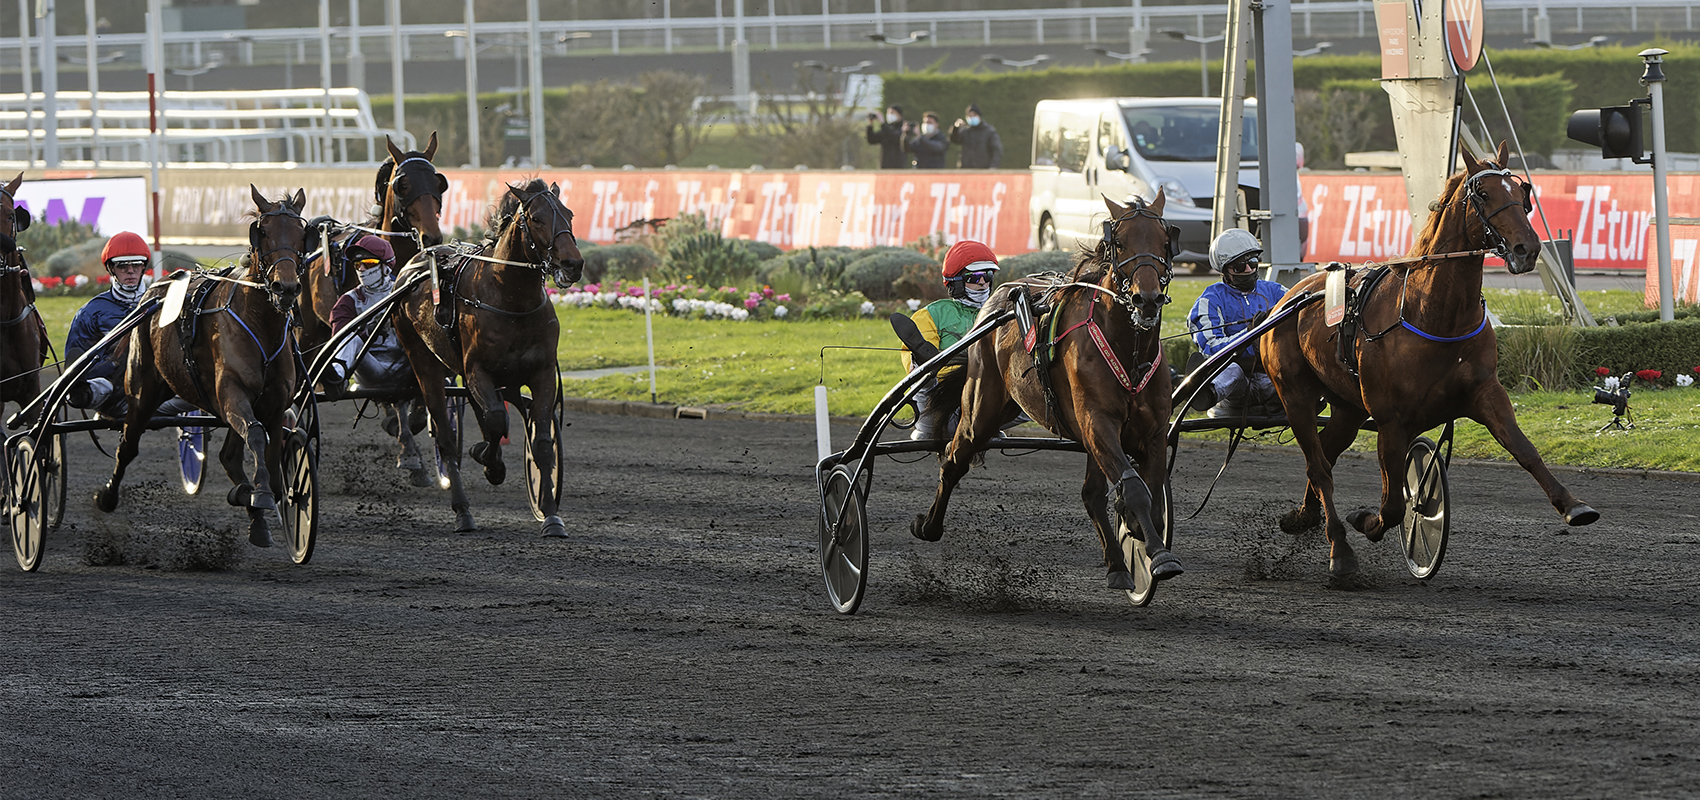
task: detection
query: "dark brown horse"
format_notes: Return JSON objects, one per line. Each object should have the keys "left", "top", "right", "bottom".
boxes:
{"left": 390, "top": 179, "right": 583, "bottom": 537}
{"left": 1261, "top": 142, "right": 1597, "bottom": 578}
{"left": 913, "top": 195, "right": 1184, "bottom": 590}
{"left": 0, "top": 173, "right": 44, "bottom": 427}
{"left": 96, "top": 186, "right": 307, "bottom": 547}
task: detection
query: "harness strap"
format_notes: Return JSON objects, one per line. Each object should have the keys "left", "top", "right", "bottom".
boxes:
{"left": 0, "top": 300, "right": 34, "bottom": 326}
{"left": 1400, "top": 300, "right": 1489, "bottom": 342}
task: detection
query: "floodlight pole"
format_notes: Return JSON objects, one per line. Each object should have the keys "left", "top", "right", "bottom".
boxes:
{"left": 388, "top": 0, "right": 404, "bottom": 140}
{"left": 146, "top": 0, "right": 164, "bottom": 275}
{"left": 347, "top": 0, "right": 363, "bottom": 92}
{"left": 732, "top": 0, "right": 751, "bottom": 113}
{"left": 527, "top": 0, "right": 545, "bottom": 167}
{"left": 463, "top": 0, "right": 480, "bottom": 167}
{"left": 38, "top": 0, "right": 57, "bottom": 167}
{"left": 17, "top": 0, "right": 33, "bottom": 167}
{"left": 86, "top": 0, "right": 99, "bottom": 166}
{"left": 1643, "top": 48, "right": 1673, "bottom": 321}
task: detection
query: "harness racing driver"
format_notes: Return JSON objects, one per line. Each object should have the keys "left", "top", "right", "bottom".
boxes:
{"left": 1186, "top": 228, "right": 1286, "bottom": 418}
{"left": 898, "top": 240, "right": 999, "bottom": 441}
{"left": 65, "top": 231, "right": 196, "bottom": 418}
{"left": 325, "top": 234, "right": 425, "bottom": 435}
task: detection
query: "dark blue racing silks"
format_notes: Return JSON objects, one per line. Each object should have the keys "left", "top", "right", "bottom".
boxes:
{"left": 1187, "top": 279, "right": 1288, "bottom": 358}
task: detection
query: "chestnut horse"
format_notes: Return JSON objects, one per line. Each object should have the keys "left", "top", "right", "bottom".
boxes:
{"left": 390, "top": 179, "right": 583, "bottom": 537}
{"left": 96, "top": 186, "right": 307, "bottom": 547}
{"left": 0, "top": 173, "right": 43, "bottom": 427}
{"left": 913, "top": 195, "right": 1184, "bottom": 590}
{"left": 1261, "top": 142, "right": 1597, "bottom": 578}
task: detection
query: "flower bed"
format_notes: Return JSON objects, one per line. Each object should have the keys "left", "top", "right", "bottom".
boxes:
{"left": 551, "top": 280, "right": 881, "bottom": 321}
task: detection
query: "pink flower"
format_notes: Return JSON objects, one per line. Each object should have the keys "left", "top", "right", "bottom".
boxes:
{"left": 583, "top": 283, "right": 600, "bottom": 293}
{"left": 744, "top": 297, "right": 760, "bottom": 309}
{"left": 762, "top": 287, "right": 774, "bottom": 299}
{"left": 776, "top": 293, "right": 790, "bottom": 302}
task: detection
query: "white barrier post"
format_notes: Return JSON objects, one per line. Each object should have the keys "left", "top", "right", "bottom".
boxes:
{"left": 644, "top": 277, "right": 658, "bottom": 404}
{"left": 815, "top": 384, "right": 831, "bottom": 461}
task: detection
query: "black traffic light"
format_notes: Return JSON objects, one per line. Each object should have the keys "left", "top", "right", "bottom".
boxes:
{"left": 1566, "top": 102, "right": 1649, "bottom": 163}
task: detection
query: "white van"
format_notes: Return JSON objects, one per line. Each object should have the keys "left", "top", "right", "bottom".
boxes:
{"left": 1028, "top": 97, "right": 1259, "bottom": 264}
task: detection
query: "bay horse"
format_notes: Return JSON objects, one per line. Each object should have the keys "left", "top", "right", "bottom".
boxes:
{"left": 0, "top": 173, "right": 43, "bottom": 428}
{"left": 297, "top": 132, "right": 446, "bottom": 484}
{"left": 912, "top": 195, "right": 1184, "bottom": 591}
{"left": 96, "top": 186, "right": 307, "bottom": 548}
{"left": 1260, "top": 141, "right": 1597, "bottom": 578}
{"left": 390, "top": 179, "right": 583, "bottom": 537}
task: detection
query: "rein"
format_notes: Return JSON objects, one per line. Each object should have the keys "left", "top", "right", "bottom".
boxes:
{"left": 448, "top": 187, "right": 577, "bottom": 319}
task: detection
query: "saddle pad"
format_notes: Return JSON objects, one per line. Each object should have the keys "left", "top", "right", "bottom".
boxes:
{"left": 1325, "top": 265, "right": 1348, "bottom": 328}
{"left": 157, "top": 272, "right": 194, "bottom": 328}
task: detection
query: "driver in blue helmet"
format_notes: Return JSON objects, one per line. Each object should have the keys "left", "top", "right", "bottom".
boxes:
{"left": 1186, "top": 228, "right": 1286, "bottom": 418}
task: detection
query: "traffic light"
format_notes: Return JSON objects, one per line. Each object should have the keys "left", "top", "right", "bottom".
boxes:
{"left": 1566, "top": 103, "right": 1648, "bottom": 163}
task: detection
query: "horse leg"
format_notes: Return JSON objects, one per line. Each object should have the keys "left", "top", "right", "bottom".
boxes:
{"left": 213, "top": 427, "right": 269, "bottom": 544}
{"left": 1075, "top": 412, "right": 1180, "bottom": 585}
{"left": 1128, "top": 422, "right": 1181, "bottom": 579}
{"left": 423, "top": 371, "right": 475, "bottom": 532}
{"left": 392, "top": 400, "right": 432, "bottom": 487}
{"left": 95, "top": 376, "right": 172, "bottom": 513}
{"left": 1079, "top": 467, "right": 1129, "bottom": 588}
{"left": 1271, "top": 370, "right": 1357, "bottom": 577}
{"left": 529, "top": 370, "right": 566, "bottom": 538}
{"left": 911, "top": 371, "right": 1008, "bottom": 543}
{"left": 1283, "top": 400, "right": 1367, "bottom": 533}
{"left": 1470, "top": 383, "right": 1597, "bottom": 525}
{"left": 1344, "top": 420, "right": 1410, "bottom": 543}
{"left": 464, "top": 371, "right": 509, "bottom": 486}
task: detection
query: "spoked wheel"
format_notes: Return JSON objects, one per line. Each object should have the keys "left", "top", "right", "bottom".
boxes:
{"left": 39, "top": 419, "right": 66, "bottom": 532}
{"left": 431, "top": 393, "right": 466, "bottom": 491}
{"left": 1117, "top": 479, "right": 1175, "bottom": 608}
{"left": 817, "top": 464, "right": 869, "bottom": 615}
{"left": 523, "top": 384, "right": 566, "bottom": 523}
{"left": 178, "top": 410, "right": 211, "bottom": 495}
{"left": 277, "top": 431, "right": 318, "bottom": 565}
{"left": 6, "top": 436, "right": 46, "bottom": 572}
{"left": 1401, "top": 436, "right": 1450, "bottom": 580}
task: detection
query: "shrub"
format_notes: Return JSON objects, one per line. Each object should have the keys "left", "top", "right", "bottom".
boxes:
{"left": 999, "top": 250, "right": 1077, "bottom": 283}
{"left": 895, "top": 260, "right": 949, "bottom": 302}
{"left": 581, "top": 243, "right": 660, "bottom": 284}
{"left": 40, "top": 238, "right": 106, "bottom": 278}
{"left": 1571, "top": 318, "right": 1700, "bottom": 388}
{"left": 1496, "top": 324, "right": 1580, "bottom": 392}
{"left": 20, "top": 219, "right": 101, "bottom": 274}
{"left": 737, "top": 240, "right": 782, "bottom": 263}
{"left": 843, "top": 249, "right": 934, "bottom": 301}
{"left": 659, "top": 222, "right": 759, "bottom": 288}
{"left": 756, "top": 246, "right": 861, "bottom": 293}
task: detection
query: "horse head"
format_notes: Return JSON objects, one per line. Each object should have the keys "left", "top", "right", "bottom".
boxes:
{"left": 383, "top": 133, "right": 447, "bottom": 248}
{"left": 1098, "top": 193, "right": 1175, "bottom": 332}
{"left": 0, "top": 172, "right": 29, "bottom": 263}
{"left": 248, "top": 184, "right": 308, "bottom": 311}
{"left": 504, "top": 180, "right": 585, "bottom": 286}
{"left": 1460, "top": 141, "right": 1540, "bottom": 274}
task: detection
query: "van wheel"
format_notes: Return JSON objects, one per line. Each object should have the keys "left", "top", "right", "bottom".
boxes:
{"left": 1039, "top": 217, "right": 1059, "bottom": 251}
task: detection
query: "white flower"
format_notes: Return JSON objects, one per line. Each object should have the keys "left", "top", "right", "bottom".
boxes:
{"left": 905, "top": 298, "right": 921, "bottom": 311}
{"left": 1678, "top": 374, "right": 1695, "bottom": 387}
{"left": 859, "top": 300, "right": 876, "bottom": 316}
{"left": 73, "top": 274, "right": 89, "bottom": 287}
{"left": 1603, "top": 376, "right": 1621, "bottom": 392}
{"left": 731, "top": 308, "right": 750, "bottom": 321}
{"left": 773, "top": 305, "right": 788, "bottom": 318}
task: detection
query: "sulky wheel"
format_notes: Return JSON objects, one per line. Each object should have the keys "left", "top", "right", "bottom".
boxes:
{"left": 523, "top": 385, "right": 566, "bottom": 523}
{"left": 1117, "top": 478, "right": 1175, "bottom": 607}
{"left": 40, "top": 426, "right": 66, "bottom": 532}
{"left": 1401, "top": 436, "right": 1450, "bottom": 580}
{"left": 277, "top": 430, "right": 319, "bottom": 565}
{"left": 177, "top": 410, "right": 210, "bottom": 495}
{"left": 817, "top": 464, "right": 869, "bottom": 615}
{"left": 6, "top": 436, "right": 46, "bottom": 572}
{"left": 432, "top": 393, "right": 466, "bottom": 491}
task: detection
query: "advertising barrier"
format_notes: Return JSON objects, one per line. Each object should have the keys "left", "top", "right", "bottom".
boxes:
{"left": 12, "top": 176, "right": 148, "bottom": 237}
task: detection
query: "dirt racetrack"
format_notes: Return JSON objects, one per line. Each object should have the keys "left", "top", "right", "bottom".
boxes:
{"left": 4, "top": 405, "right": 1700, "bottom": 798}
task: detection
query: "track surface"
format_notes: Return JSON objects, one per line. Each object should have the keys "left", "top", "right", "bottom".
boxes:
{"left": 4, "top": 407, "right": 1699, "bottom": 798}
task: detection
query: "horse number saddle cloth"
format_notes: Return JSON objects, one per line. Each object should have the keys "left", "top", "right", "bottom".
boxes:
{"left": 1329, "top": 263, "right": 1392, "bottom": 379}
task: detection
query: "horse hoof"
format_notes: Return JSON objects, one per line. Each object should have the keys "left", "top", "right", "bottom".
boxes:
{"left": 1565, "top": 504, "right": 1599, "bottom": 527}
{"left": 399, "top": 454, "right": 423, "bottom": 471}
{"left": 541, "top": 516, "right": 567, "bottom": 538}
{"left": 1106, "top": 570, "right": 1136, "bottom": 590}
{"left": 1346, "top": 508, "right": 1374, "bottom": 534}
{"left": 1279, "top": 506, "right": 1318, "bottom": 534}
{"left": 248, "top": 518, "right": 273, "bottom": 548}
{"left": 909, "top": 513, "right": 942, "bottom": 543}
{"left": 1149, "top": 551, "right": 1185, "bottom": 581}
{"left": 93, "top": 486, "right": 118, "bottom": 513}
{"left": 1329, "top": 550, "right": 1361, "bottom": 578}
{"left": 248, "top": 490, "right": 276, "bottom": 511}
{"left": 382, "top": 409, "right": 400, "bottom": 438}
{"left": 484, "top": 461, "right": 506, "bottom": 486}
{"left": 454, "top": 507, "right": 477, "bottom": 533}
{"left": 226, "top": 483, "right": 253, "bottom": 508}
{"left": 408, "top": 468, "right": 433, "bottom": 488}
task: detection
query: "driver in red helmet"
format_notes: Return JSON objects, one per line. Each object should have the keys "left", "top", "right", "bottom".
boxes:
{"left": 65, "top": 232, "right": 197, "bottom": 416}
{"left": 897, "top": 240, "right": 999, "bottom": 440}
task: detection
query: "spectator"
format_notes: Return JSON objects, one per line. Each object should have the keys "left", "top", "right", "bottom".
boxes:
{"left": 949, "top": 103, "right": 1003, "bottom": 169}
{"left": 905, "top": 111, "right": 949, "bottom": 169}
{"left": 864, "top": 105, "right": 913, "bottom": 169}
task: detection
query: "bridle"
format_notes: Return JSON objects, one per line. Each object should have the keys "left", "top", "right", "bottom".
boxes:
{"left": 249, "top": 204, "right": 308, "bottom": 310}
{"left": 0, "top": 185, "right": 25, "bottom": 277}
{"left": 497, "top": 187, "right": 579, "bottom": 287}
{"left": 1461, "top": 165, "right": 1533, "bottom": 265}
{"left": 1096, "top": 201, "right": 1175, "bottom": 331}
{"left": 385, "top": 155, "right": 443, "bottom": 249}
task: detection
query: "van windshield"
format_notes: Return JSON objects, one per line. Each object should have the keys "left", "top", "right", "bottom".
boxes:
{"left": 1121, "top": 106, "right": 1259, "bottom": 162}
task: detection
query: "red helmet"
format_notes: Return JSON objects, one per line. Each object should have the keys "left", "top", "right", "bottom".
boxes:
{"left": 100, "top": 231, "right": 150, "bottom": 265}
{"left": 941, "top": 240, "right": 999, "bottom": 283}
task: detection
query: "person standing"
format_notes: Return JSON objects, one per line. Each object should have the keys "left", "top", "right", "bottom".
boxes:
{"left": 904, "top": 111, "right": 950, "bottom": 169}
{"left": 949, "top": 103, "right": 1003, "bottom": 169}
{"left": 865, "top": 105, "right": 913, "bottom": 169}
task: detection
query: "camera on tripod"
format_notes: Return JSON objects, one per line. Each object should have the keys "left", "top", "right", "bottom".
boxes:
{"left": 1591, "top": 372, "right": 1633, "bottom": 432}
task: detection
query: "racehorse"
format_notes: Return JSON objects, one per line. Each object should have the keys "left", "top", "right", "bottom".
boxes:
{"left": 391, "top": 179, "right": 583, "bottom": 537}
{"left": 912, "top": 195, "right": 1185, "bottom": 590}
{"left": 1260, "top": 141, "right": 1598, "bottom": 578}
{"left": 0, "top": 172, "right": 43, "bottom": 427}
{"left": 297, "top": 132, "right": 446, "bottom": 484}
{"left": 96, "top": 186, "right": 307, "bottom": 547}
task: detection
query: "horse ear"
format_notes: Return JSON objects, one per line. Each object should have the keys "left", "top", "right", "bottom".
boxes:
{"left": 250, "top": 183, "right": 271, "bottom": 211}
{"left": 424, "top": 131, "right": 439, "bottom": 161}
{"left": 551, "top": 181, "right": 561, "bottom": 197}
{"left": 436, "top": 173, "right": 448, "bottom": 195}
{"left": 1149, "top": 191, "right": 1166, "bottom": 215}
{"left": 1460, "top": 147, "right": 1480, "bottom": 172}
{"left": 292, "top": 187, "right": 307, "bottom": 211}
{"left": 3, "top": 172, "right": 20, "bottom": 197}
{"left": 1103, "top": 195, "right": 1124, "bottom": 217}
{"left": 386, "top": 135, "right": 405, "bottom": 164}
{"left": 1496, "top": 139, "right": 1511, "bottom": 168}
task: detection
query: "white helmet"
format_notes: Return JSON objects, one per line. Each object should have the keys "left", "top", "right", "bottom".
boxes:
{"left": 1209, "top": 228, "right": 1263, "bottom": 273}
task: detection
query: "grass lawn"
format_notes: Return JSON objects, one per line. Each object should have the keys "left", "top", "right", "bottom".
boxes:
{"left": 32, "top": 286, "right": 1693, "bottom": 472}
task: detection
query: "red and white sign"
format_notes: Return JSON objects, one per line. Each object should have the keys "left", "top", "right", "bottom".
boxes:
{"left": 1445, "top": 0, "right": 1484, "bottom": 72}
{"left": 1650, "top": 223, "right": 1700, "bottom": 305}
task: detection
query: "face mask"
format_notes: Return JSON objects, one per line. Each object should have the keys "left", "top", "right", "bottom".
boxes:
{"left": 1224, "top": 268, "right": 1258, "bottom": 292}
{"left": 886, "top": 112, "right": 899, "bottom": 124}
{"left": 921, "top": 123, "right": 938, "bottom": 135}
{"left": 966, "top": 116, "right": 981, "bottom": 127}
{"left": 964, "top": 284, "right": 990, "bottom": 307}
{"left": 361, "top": 265, "right": 390, "bottom": 292}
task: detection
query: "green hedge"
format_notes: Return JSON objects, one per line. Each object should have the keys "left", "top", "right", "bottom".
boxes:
{"left": 1572, "top": 319, "right": 1700, "bottom": 388}
{"left": 1321, "top": 73, "right": 1575, "bottom": 158}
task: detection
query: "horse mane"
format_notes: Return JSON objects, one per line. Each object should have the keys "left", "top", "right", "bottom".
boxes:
{"left": 1408, "top": 167, "right": 1476, "bottom": 259}
{"left": 485, "top": 177, "right": 548, "bottom": 237}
